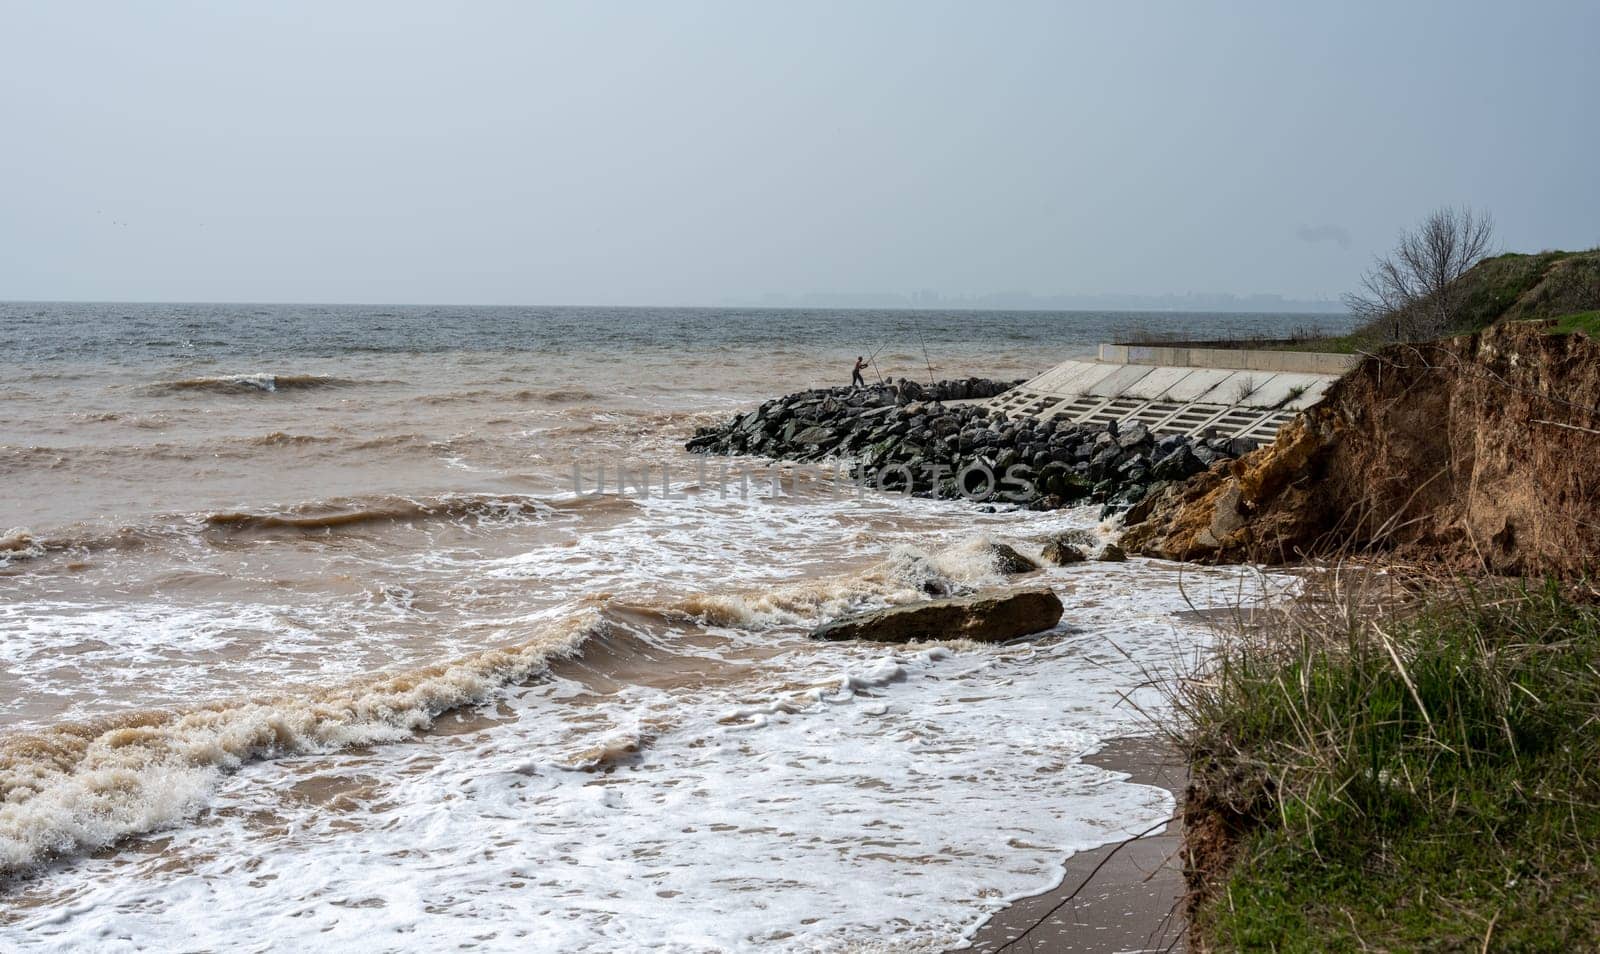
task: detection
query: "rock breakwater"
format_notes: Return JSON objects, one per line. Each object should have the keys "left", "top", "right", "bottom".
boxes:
{"left": 686, "top": 380, "right": 1254, "bottom": 511}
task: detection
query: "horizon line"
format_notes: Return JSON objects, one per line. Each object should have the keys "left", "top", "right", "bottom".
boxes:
{"left": 0, "top": 297, "right": 1351, "bottom": 316}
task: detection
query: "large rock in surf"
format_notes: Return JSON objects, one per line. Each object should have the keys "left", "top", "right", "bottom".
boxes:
{"left": 982, "top": 542, "right": 1040, "bottom": 574}
{"left": 1096, "top": 542, "right": 1128, "bottom": 562}
{"left": 1040, "top": 538, "right": 1087, "bottom": 565}
{"left": 810, "top": 588, "right": 1063, "bottom": 644}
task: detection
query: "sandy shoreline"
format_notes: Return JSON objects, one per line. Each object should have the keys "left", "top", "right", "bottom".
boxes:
{"left": 960, "top": 736, "right": 1188, "bottom": 953}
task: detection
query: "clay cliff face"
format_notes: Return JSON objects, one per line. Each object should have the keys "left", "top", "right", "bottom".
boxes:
{"left": 1123, "top": 323, "right": 1600, "bottom": 578}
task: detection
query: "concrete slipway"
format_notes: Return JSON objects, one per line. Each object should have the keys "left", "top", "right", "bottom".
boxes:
{"left": 983, "top": 344, "right": 1359, "bottom": 444}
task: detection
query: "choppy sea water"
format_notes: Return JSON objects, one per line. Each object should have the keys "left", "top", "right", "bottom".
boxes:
{"left": 0, "top": 303, "right": 1331, "bottom": 950}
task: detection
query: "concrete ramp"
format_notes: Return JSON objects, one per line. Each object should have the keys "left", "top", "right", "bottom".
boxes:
{"left": 987, "top": 344, "right": 1356, "bottom": 444}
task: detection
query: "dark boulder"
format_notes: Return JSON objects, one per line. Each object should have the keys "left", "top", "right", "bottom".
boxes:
{"left": 1150, "top": 445, "right": 1204, "bottom": 481}
{"left": 1040, "top": 537, "right": 1087, "bottom": 565}
{"left": 1096, "top": 543, "right": 1128, "bottom": 562}
{"left": 810, "top": 588, "right": 1064, "bottom": 643}
{"left": 982, "top": 542, "right": 1040, "bottom": 574}
{"left": 1115, "top": 422, "right": 1152, "bottom": 449}
{"left": 791, "top": 425, "right": 837, "bottom": 446}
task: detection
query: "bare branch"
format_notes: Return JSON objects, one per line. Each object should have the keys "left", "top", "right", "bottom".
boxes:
{"left": 1346, "top": 206, "right": 1495, "bottom": 342}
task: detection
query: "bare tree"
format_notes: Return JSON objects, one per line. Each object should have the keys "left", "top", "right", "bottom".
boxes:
{"left": 1344, "top": 206, "right": 1495, "bottom": 342}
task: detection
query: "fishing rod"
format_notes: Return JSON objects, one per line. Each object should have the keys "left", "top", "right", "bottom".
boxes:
{"left": 917, "top": 325, "right": 935, "bottom": 387}
{"left": 866, "top": 340, "right": 888, "bottom": 385}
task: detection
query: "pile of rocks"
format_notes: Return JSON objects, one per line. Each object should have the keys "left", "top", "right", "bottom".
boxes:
{"left": 685, "top": 379, "right": 1256, "bottom": 512}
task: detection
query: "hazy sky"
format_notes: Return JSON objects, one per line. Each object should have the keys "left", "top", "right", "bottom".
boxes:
{"left": 4, "top": 1, "right": 1597, "bottom": 306}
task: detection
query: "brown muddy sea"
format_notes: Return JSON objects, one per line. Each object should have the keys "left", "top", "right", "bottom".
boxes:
{"left": 0, "top": 303, "right": 1330, "bottom": 950}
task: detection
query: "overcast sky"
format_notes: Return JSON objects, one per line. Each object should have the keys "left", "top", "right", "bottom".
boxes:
{"left": 3, "top": 1, "right": 1596, "bottom": 306}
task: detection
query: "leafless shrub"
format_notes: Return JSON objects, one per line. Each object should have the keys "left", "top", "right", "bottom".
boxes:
{"left": 1344, "top": 206, "right": 1494, "bottom": 342}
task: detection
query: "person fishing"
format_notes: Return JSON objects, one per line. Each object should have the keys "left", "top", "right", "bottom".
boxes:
{"left": 851, "top": 356, "right": 868, "bottom": 388}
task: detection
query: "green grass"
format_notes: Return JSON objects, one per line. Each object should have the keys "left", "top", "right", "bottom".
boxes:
{"left": 1259, "top": 333, "right": 1373, "bottom": 355}
{"left": 1278, "top": 248, "right": 1600, "bottom": 352}
{"left": 1450, "top": 251, "right": 1577, "bottom": 332}
{"left": 1181, "top": 580, "right": 1600, "bottom": 952}
{"left": 1548, "top": 310, "right": 1600, "bottom": 338}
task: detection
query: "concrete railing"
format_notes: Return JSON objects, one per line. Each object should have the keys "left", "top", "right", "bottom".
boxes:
{"left": 1097, "top": 344, "right": 1358, "bottom": 375}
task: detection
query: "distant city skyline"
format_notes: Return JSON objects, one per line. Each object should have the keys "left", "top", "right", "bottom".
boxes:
{"left": 1, "top": 290, "right": 1345, "bottom": 314}
{"left": 735, "top": 289, "right": 1344, "bottom": 313}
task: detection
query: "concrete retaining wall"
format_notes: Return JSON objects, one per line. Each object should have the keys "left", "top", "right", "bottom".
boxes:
{"left": 1097, "top": 344, "right": 1358, "bottom": 375}
{"left": 985, "top": 345, "right": 1353, "bottom": 443}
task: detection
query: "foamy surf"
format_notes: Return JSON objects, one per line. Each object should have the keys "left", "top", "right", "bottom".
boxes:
{"left": 668, "top": 537, "right": 1025, "bottom": 630}
{"left": 0, "top": 523, "right": 1157, "bottom": 881}
{"left": 0, "top": 612, "right": 602, "bottom": 875}
{"left": 0, "top": 530, "right": 1028, "bottom": 878}
{"left": 0, "top": 563, "right": 1286, "bottom": 952}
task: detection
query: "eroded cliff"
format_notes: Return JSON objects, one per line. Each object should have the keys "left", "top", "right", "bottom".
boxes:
{"left": 1123, "top": 322, "right": 1600, "bottom": 578}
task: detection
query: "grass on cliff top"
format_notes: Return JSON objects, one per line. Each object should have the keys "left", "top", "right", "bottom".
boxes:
{"left": 1548, "top": 310, "right": 1600, "bottom": 338}
{"left": 1450, "top": 250, "right": 1583, "bottom": 330}
{"left": 1118, "top": 324, "right": 1378, "bottom": 356}
{"left": 1257, "top": 332, "right": 1374, "bottom": 355}
{"left": 1278, "top": 248, "right": 1600, "bottom": 352}
{"left": 1178, "top": 576, "right": 1600, "bottom": 952}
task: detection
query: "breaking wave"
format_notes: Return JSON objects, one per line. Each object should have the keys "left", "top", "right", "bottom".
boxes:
{"left": 1, "top": 493, "right": 579, "bottom": 569}
{"left": 512, "top": 386, "right": 600, "bottom": 404}
{"left": 201, "top": 493, "right": 556, "bottom": 534}
{"left": 0, "top": 532, "right": 993, "bottom": 877}
{"left": 248, "top": 431, "right": 336, "bottom": 447}
{"left": 151, "top": 374, "right": 357, "bottom": 395}
{"left": 0, "top": 530, "right": 45, "bottom": 566}
{"left": 663, "top": 537, "right": 1018, "bottom": 630}
{"left": 0, "top": 612, "right": 606, "bottom": 876}
{"left": 416, "top": 386, "right": 601, "bottom": 406}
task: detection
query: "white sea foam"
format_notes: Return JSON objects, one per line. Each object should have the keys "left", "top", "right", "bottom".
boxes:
{"left": 0, "top": 613, "right": 601, "bottom": 876}
{"left": 0, "top": 462, "right": 1294, "bottom": 950}
{"left": 1, "top": 546, "right": 1282, "bottom": 951}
